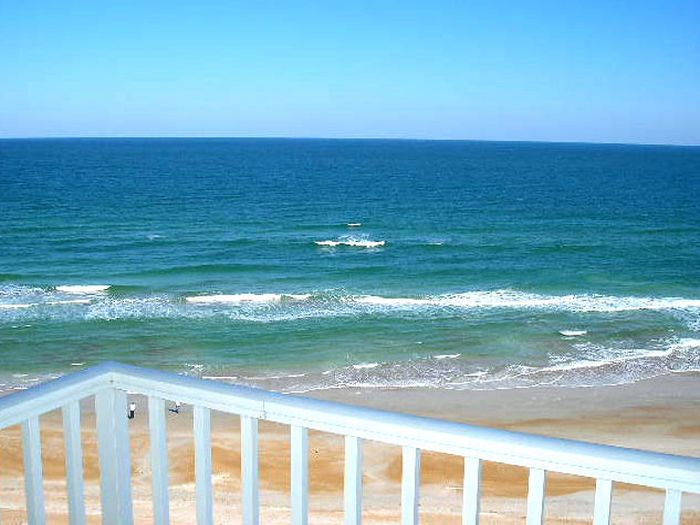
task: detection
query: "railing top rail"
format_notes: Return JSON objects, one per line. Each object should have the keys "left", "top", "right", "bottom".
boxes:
{"left": 109, "top": 362, "right": 700, "bottom": 492}
{"left": 0, "top": 363, "right": 112, "bottom": 429}
{"left": 1, "top": 361, "right": 699, "bottom": 493}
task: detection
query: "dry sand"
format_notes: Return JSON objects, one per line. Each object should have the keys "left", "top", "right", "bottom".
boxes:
{"left": 1, "top": 373, "right": 699, "bottom": 524}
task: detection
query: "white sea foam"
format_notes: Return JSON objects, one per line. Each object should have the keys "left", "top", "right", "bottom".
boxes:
{"left": 354, "top": 295, "right": 429, "bottom": 306}
{"left": 56, "top": 285, "right": 111, "bottom": 294}
{"left": 253, "top": 335, "right": 700, "bottom": 395}
{"left": 47, "top": 299, "right": 92, "bottom": 305}
{"left": 315, "top": 238, "right": 385, "bottom": 248}
{"left": 348, "top": 290, "right": 700, "bottom": 313}
{"left": 0, "top": 303, "right": 34, "bottom": 309}
{"left": 347, "top": 223, "right": 362, "bottom": 227}
{"left": 186, "top": 293, "right": 311, "bottom": 304}
{"left": 1, "top": 285, "right": 698, "bottom": 329}
{"left": 352, "top": 363, "right": 379, "bottom": 369}
{"left": 669, "top": 337, "right": 700, "bottom": 350}
{"left": 434, "top": 354, "right": 461, "bottom": 360}
{"left": 559, "top": 330, "right": 588, "bottom": 337}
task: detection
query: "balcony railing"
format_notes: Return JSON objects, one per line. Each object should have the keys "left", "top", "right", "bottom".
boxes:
{"left": 0, "top": 361, "right": 698, "bottom": 524}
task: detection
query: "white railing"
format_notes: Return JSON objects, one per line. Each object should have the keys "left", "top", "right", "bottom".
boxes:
{"left": 0, "top": 361, "right": 698, "bottom": 525}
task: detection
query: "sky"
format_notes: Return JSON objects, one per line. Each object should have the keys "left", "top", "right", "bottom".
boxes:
{"left": 1, "top": 0, "right": 699, "bottom": 144}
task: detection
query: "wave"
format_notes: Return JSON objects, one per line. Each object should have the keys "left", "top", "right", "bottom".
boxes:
{"left": 55, "top": 285, "right": 110, "bottom": 294}
{"left": 186, "top": 293, "right": 311, "bottom": 304}
{"left": 47, "top": 299, "right": 92, "bottom": 305}
{"left": 0, "top": 303, "right": 34, "bottom": 309}
{"left": 1, "top": 336, "right": 698, "bottom": 395}
{"left": 352, "top": 362, "right": 380, "bottom": 369}
{"left": 315, "top": 239, "right": 385, "bottom": 248}
{"left": 231, "top": 337, "right": 700, "bottom": 394}
{"left": 351, "top": 290, "right": 700, "bottom": 313}
{"left": 315, "top": 235, "right": 385, "bottom": 248}
{"left": 1, "top": 286, "right": 699, "bottom": 326}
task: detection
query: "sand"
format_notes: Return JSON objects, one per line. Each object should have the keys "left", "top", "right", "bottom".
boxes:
{"left": 1, "top": 373, "right": 699, "bottom": 524}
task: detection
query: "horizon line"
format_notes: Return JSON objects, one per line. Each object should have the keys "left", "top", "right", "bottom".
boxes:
{"left": 0, "top": 135, "right": 698, "bottom": 148}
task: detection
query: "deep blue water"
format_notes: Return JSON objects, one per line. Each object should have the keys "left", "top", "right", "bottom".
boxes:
{"left": 1, "top": 138, "right": 699, "bottom": 392}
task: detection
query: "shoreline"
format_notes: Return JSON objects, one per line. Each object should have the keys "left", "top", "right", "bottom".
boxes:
{"left": 0, "top": 373, "right": 698, "bottom": 523}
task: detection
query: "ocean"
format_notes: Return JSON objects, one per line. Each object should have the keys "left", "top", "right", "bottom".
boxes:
{"left": 1, "top": 138, "right": 699, "bottom": 394}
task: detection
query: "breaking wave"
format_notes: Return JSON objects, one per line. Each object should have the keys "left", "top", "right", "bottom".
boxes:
{"left": 55, "top": 285, "right": 111, "bottom": 294}
{"left": 1, "top": 285, "right": 699, "bottom": 323}
{"left": 186, "top": 293, "right": 311, "bottom": 304}
{"left": 352, "top": 291, "right": 700, "bottom": 312}
{"left": 165, "top": 337, "right": 700, "bottom": 395}
{"left": 314, "top": 235, "right": 386, "bottom": 248}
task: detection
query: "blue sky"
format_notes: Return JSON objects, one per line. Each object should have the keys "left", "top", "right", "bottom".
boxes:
{"left": 1, "top": 1, "right": 699, "bottom": 144}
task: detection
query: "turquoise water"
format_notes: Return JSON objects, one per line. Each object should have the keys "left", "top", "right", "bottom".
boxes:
{"left": 1, "top": 138, "right": 699, "bottom": 393}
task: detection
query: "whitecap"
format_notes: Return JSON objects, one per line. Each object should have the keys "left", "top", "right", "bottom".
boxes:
{"left": 47, "top": 299, "right": 92, "bottom": 305}
{"left": 0, "top": 303, "right": 34, "bottom": 309}
{"left": 186, "top": 293, "right": 310, "bottom": 304}
{"left": 559, "top": 330, "right": 588, "bottom": 337}
{"left": 314, "top": 238, "right": 385, "bottom": 248}
{"left": 352, "top": 363, "right": 379, "bottom": 369}
{"left": 434, "top": 354, "right": 461, "bottom": 360}
{"left": 345, "top": 239, "right": 385, "bottom": 248}
{"left": 349, "top": 290, "right": 700, "bottom": 313}
{"left": 56, "top": 285, "right": 111, "bottom": 294}
{"left": 347, "top": 223, "right": 362, "bottom": 227}
{"left": 354, "top": 295, "right": 428, "bottom": 306}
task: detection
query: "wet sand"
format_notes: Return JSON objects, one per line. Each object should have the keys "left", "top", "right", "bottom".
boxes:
{"left": 0, "top": 373, "right": 699, "bottom": 524}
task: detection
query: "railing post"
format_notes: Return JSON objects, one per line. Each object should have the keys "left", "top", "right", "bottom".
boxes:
{"left": 241, "top": 416, "right": 259, "bottom": 525}
{"left": 291, "top": 426, "right": 308, "bottom": 525}
{"left": 593, "top": 479, "right": 612, "bottom": 525}
{"left": 462, "top": 457, "right": 481, "bottom": 525}
{"left": 95, "top": 388, "right": 134, "bottom": 525}
{"left": 21, "top": 416, "right": 45, "bottom": 525}
{"left": 526, "top": 468, "right": 546, "bottom": 525}
{"left": 62, "top": 401, "right": 86, "bottom": 525}
{"left": 148, "top": 397, "right": 170, "bottom": 525}
{"left": 401, "top": 446, "right": 420, "bottom": 525}
{"left": 344, "top": 435, "right": 363, "bottom": 525}
{"left": 663, "top": 489, "right": 682, "bottom": 525}
{"left": 193, "top": 406, "right": 213, "bottom": 525}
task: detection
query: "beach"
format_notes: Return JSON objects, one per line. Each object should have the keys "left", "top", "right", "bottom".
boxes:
{"left": 1, "top": 372, "right": 698, "bottom": 524}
